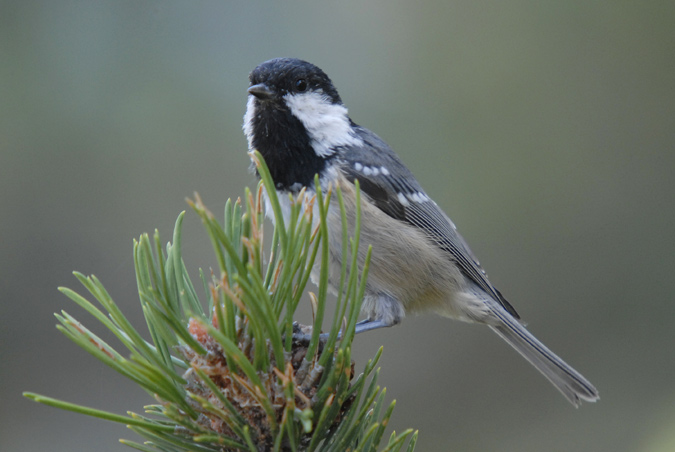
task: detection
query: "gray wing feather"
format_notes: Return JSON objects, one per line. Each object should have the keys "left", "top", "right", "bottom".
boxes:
{"left": 339, "top": 126, "right": 519, "bottom": 318}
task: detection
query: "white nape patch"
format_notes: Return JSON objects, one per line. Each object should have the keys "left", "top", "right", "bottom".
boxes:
{"left": 397, "top": 193, "right": 410, "bottom": 206}
{"left": 242, "top": 95, "right": 256, "bottom": 150}
{"left": 284, "top": 91, "right": 362, "bottom": 157}
{"left": 380, "top": 166, "right": 390, "bottom": 176}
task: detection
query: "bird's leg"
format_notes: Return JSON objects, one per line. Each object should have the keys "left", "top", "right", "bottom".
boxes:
{"left": 354, "top": 293, "right": 404, "bottom": 334}
{"left": 290, "top": 322, "right": 332, "bottom": 343}
{"left": 354, "top": 318, "right": 397, "bottom": 334}
{"left": 292, "top": 312, "right": 399, "bottom": 343}
{"left": 353, "top": 293, "right": 404, "bottom": 334}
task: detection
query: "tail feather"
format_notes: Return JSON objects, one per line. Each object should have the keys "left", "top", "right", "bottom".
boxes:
{"left": 489, "top": 309, "right": 599, "bottom": 407}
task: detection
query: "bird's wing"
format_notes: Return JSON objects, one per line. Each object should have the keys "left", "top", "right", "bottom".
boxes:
{"left": 338, "top": 126, "right": 519, "bottom": 318}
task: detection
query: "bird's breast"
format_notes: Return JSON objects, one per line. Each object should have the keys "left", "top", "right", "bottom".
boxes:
{"left": 324, "top": 175, "right": 468, "bottom": 316}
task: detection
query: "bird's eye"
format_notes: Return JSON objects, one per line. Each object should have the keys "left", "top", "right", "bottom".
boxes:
{"left": 295, "top": 78, "right": 308, "bottom": 92}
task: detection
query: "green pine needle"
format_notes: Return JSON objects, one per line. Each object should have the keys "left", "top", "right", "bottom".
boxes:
{"left": 24, "top": 151, "right": 417, "bottom": 451}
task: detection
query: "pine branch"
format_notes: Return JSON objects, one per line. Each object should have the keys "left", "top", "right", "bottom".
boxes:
{"left": 24, "top": 151, "right": 418, "bottom": 452}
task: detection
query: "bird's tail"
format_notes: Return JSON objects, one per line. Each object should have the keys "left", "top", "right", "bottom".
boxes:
{"left": 488, "top": 308, "right": 599, "bottom": 407}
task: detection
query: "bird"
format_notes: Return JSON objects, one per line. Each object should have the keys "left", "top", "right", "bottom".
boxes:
{"left": 242, "top": 57, "right": 599, "bottom": 407}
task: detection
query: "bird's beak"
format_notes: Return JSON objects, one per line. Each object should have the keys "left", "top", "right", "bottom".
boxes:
{"left": 247, "top": 83, "right": 274, "bottom": 100}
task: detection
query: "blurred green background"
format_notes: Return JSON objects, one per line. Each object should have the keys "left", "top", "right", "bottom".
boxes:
{"left": 2, "top": 1, "right": 675, "bottom": 451}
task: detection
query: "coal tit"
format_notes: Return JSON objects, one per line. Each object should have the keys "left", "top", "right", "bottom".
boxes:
{"left": 243, "top": 57, "right": 598, "bottom": 406}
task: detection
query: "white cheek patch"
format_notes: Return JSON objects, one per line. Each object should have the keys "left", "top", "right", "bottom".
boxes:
{"left": 284, "top": 91, "right": 362, "bottom": 157}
